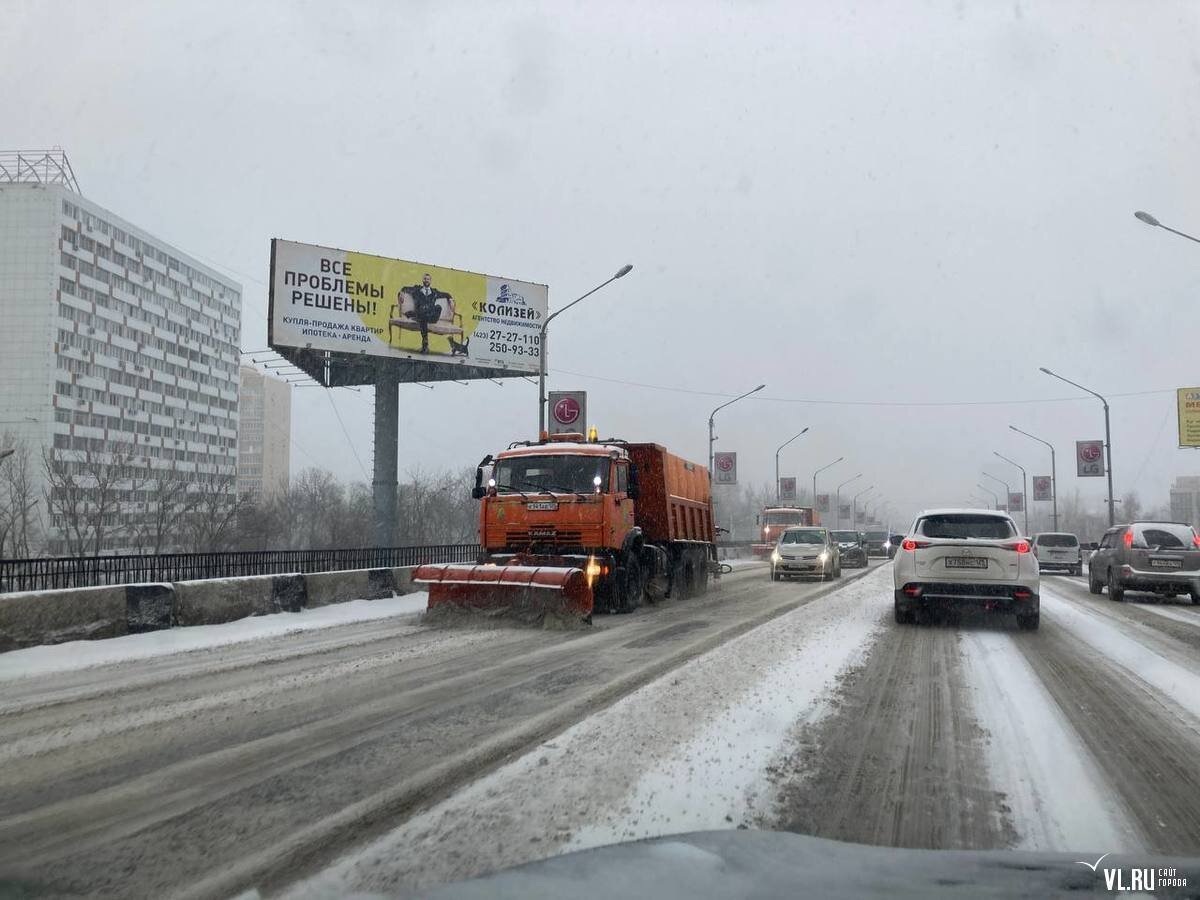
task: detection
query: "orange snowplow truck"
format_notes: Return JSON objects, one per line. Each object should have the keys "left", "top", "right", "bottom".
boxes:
{"left": 413, "top": 433, "right": 718, "bottom": 623}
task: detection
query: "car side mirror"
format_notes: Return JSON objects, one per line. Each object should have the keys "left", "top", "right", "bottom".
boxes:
{"left": 471, "top": 485, "right": 486, "bottom": 500}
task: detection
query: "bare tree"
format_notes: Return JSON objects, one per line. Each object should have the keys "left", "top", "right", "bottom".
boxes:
{"left": 0, "top": 435, "right": 41, "bottom": 558}
{"left": 131, "top": 464, "right": 195, "bottom": 555}
{"left": 42, "top": 443, "right": 148, "bottom": 557}
{"left": 183, "top": 471, "right": 242, "bottom": 552}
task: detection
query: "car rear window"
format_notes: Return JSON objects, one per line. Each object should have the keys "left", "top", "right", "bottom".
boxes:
{"left": 917, "top": 514, "right": 1016, "bottom": 540}
{"left": 831, "top": 531, "right": 858, "bottom": 542}
{"left": 781, "top": 529, "right": 826, "bottom": 544}
{"left": 1134, "top": 524, "right": 1197, "bottom": 550}
{"left": 1036, "top": 533, "right": 1079, "bottom": 548}
{"left": 865, "top": 531, "right": 887, "bottom": 540}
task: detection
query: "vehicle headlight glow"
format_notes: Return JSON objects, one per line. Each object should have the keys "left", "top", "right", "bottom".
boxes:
{"left": 771, "top": 550, "right": 780, "bottom": 563}
{"left": 819, "top": 551, "right": 829, "bottom": 562}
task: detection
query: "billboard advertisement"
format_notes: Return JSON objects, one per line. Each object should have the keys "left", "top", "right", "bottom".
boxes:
{"left": 1178, "top": 388, "right": 1200, "bottom": 448}
{"left": 1008, "top": 492, "right": 1025, "bottom": 513}
{"left": 779, "top": 477, "right": 797, "bottom": 502}
{"left": 269, "top": 239, "right": 548, "bottom": 373}
{"left": 1033, "top": 476, "right": 1052, "bottom": 502}
{"left": 816, "top": 494, "right": 830, "bottom": 513}
{"left": 548, "top": 391, "right": 586, "bottom": 436}
{"left": 1076, "top": 440, "right": 1104, "bottom": 477}
{"left": 713, "top": 452, "right": 737, "bottom": 485}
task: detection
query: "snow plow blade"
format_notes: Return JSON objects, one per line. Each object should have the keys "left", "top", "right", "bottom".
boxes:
{"left": 413, "top": 563, "right": 594, "bottom": 625}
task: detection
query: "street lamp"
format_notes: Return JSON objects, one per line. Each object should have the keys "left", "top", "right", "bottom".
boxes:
{"left": 976, "top": 483, "right": 999, "bottom": 510}
{"left": 538, "top": 264, "right": 633, "bottom": 434}
{"left": 708, "top": 384, "right": 767, "bottom": 479}
{"left": 774, "top": 427, "right": 809, "bottom": 502}
{"left": 852, "top": 485, "right": 875, "bottom": 527}
{"left": 994, "top": 451, "right": 1029, "bottom": 534}
{"left": 1134, "top": 211, "right": 1200, "bottom": 245}
{"left": 835, "top": 473, "right": 863, "bottom": 528}
{"left": 812, "top": 457, "right": 843, "bottom": 523}
{"left": 1010, "top": 425, "right": 1058, "bottom": 531}
{"left": 981, "top": 472, "right": 1010, "bottom": 511}
{"left": 1040, "top": 367, "right": 1114, "bottom": 526}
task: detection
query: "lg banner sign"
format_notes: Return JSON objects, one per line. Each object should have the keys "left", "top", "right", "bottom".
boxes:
{"left": 1033, "top": 476, "right": 1052, "bottom": 502}
{"left": 547, "top": 391, "right": 586, "bottom": 436}
{"left": 779, "top": 477, "right": 797, "bottom": 501}
{"left": 816, "top": 494, "right": 830, "bottom": 513}
{"left": 713, "top": 451, "right": 737, "bottom": 485}
{"left": 1076, "top": 440, "right": 1104, "bottom": 477}
{"left": 1008, "top": 492, "right": 1025, "bottom": 513}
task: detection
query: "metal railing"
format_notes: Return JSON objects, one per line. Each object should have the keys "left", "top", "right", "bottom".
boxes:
{"left": 0, "top": 544, "right": 481, "bottom": 594}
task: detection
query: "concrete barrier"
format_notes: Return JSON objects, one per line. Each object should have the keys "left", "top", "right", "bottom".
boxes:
{"left": 304, "top": 568, "right": 393, "bottom": 608}
{"left": 0, "top": 565, "right": 419, "bottom": 653}
{"left": 0, "top": 584, "right": 128, "bottom": 651}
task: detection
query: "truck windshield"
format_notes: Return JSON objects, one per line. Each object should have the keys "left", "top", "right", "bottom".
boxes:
{"left": 493, "top": 454, "right": 609, "bottom": 495}
{"left": 764, "top": 511, "right": 806, "bottom": 526}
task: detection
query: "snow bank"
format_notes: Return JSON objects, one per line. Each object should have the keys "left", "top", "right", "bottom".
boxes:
{"left": 0, "top": 591, "right": 429, "bottom": 682}
{"left": 960, "top": 628, "right": 1140, "bottom": 852}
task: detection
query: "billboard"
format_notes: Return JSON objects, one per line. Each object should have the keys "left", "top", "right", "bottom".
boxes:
{"left": 1033, "top": 476, "right": 1052, "bottom": 502}
{"left": 1076, "top": 440, "right": 1104, "bottom": 477}
{"left": 1008, "top": 492, "right": 1025, "bottom": 513}
{"left": 839, "top": 503, "right": 852, "bottom": 521}
{"left": 1179, "top": 388, "right": 1200, "bottom": 448}
{"left": 713, "top": 452, "right": 737, "bottom": 484}
{"left": 269, "top": 239, "right": 548, "bottom": 374}
{"left": 548, "top": 391, "right": 586, "bottom": 436}
{"left": 816, "top": 493, "right": 830, "bottom": 513}
{"left": 779, "top": 477, "right": 797, "bottom": 502}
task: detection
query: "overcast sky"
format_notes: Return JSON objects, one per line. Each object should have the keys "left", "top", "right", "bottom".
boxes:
{"left": 6, "top": 0, "right": 1200, "bottom": 527}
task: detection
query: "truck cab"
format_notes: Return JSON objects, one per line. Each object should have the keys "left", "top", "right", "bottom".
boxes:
{"left": 753, "top": 506, "right": 817, "bottom": 557}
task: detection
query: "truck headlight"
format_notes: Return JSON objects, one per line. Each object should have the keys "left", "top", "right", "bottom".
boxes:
{"left": 818, "top": 551, "right": 829, "bottom": 562}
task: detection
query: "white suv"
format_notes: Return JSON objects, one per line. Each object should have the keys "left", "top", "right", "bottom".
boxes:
{"left": 893, "top": 508, "right": 1040, "bottom": 630}
{"left": 1031, "top": 532, "right": 1082, "bottom": 575}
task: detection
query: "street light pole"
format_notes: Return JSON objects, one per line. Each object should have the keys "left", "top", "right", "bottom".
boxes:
{"left": 538, "top": 264, "right": 633, "bottom": 434}
{"left": 1040, "top": 367, "right": 1115, "bottom": 527}
{"left": 1134, "top": 211, "right": 1200, "bottom": 245}
{"left": 976, "top": 483, "right": 999, "bottom": 510}
{"left": 1010, "top": 425, "right": 1058, "bottom": 531}
{"left": 994, "top": 451, "right": 1029, "bottom": 534}
{"left": 834, "top": 473, "right": 863, "bottom": 529}
{"left": 708, "top": 384, "right": 767, "bottom": 480}
{"left": 981, "top": 472, "right": 1010, "bottom": 512}
{"left": 852, "top": 485, "right": 875, "bottom": 527}
{"left": 774, "top": 427, "right": 809, "bottom": 502}
{"left": 812, "top": 457, "right": 844, "bottom": 524}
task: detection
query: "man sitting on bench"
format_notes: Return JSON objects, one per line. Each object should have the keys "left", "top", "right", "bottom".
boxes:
{"left": 404, "top": 273, "right": 453, "bottom": 353}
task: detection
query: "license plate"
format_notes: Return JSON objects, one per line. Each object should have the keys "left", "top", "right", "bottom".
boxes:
{"left": 945, "top": 557, "right": 987, "bottom": 569}
{"left": 526, "top": 501, "right": 559, "bottom": 511}
{"left": 1150, "top": 558, "right": 1182, "bottom": 569}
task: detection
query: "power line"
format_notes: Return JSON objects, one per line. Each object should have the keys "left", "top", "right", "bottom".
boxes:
{"left": 325, "top": 389, "right": 370, "bottom": 481}
{"left": 551, "top": 367, "right": 1176, "bottom": 409}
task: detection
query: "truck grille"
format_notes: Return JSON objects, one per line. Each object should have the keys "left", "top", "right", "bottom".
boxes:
{"left": 506, "top": 529, "right": 587, "bottom": 545}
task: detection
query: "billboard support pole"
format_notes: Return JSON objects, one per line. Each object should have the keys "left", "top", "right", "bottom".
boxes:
{"left": 372, "top": 369, "right": 399, "bottom": 547}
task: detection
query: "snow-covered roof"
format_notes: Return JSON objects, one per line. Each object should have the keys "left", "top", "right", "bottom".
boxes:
{"left": 496, "top": 442, "right": 628, "bottom": 459}
{"left": 914, "top": 507, "right": 1014, "bottom": 518}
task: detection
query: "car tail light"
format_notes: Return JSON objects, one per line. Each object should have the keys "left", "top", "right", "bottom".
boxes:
{"left": 1013, "top": 588, "right": 1032, "bottom": 601}
{"left": 1193, "top": 533, "right": 1200, "bottom": 548}
{"left": 902, "top": 584, "right": 922, "bottom": 597}
{"left": 1123, "top": 530, "right": 1134, "bottom": 548}
{"left": 1004, "top": 541, "right": 1031, "bottom": 553}
{"left": 901, "top": 539, "right": 928, "bottom": 551}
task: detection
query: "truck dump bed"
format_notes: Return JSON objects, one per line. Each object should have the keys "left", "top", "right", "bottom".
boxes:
{"left": 625, "top": 443, "right": 715, "bottom": 545}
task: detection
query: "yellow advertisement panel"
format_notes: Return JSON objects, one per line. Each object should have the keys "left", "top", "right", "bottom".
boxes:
{"left": 1178, "top": 388, "right": 1200, "bottom": 448}
{"left": 269, "top": 239, "right": 548, "bottom": 374}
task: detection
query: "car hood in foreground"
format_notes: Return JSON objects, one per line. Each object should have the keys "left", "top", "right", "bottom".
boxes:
{"left": 417, "top": 830, "right": 1199, "bottom": 900}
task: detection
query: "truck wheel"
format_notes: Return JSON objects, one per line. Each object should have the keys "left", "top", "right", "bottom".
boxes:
{"left": 771, "top": 566, "right": 780, "bottom": 582}
{"left": 616, "top": 557, "right": 643, "bottom": 613}
{"left": 1017, "top": 612, "right": 1040, "bottom": 631}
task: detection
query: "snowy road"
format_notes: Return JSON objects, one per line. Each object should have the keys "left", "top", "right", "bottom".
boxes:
{"left": 3, "top": 562, "right": 1200, "bottom": 898}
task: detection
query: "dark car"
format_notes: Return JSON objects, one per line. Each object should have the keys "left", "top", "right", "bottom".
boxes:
{"left": 1088, "top": 521, "right": 1200, "bottom": 603}
{"left": 830, "top": 530, "right": 868, "bottom": 567}
{"left": 863, "top": 530, "right": 889, "bottom": 557}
